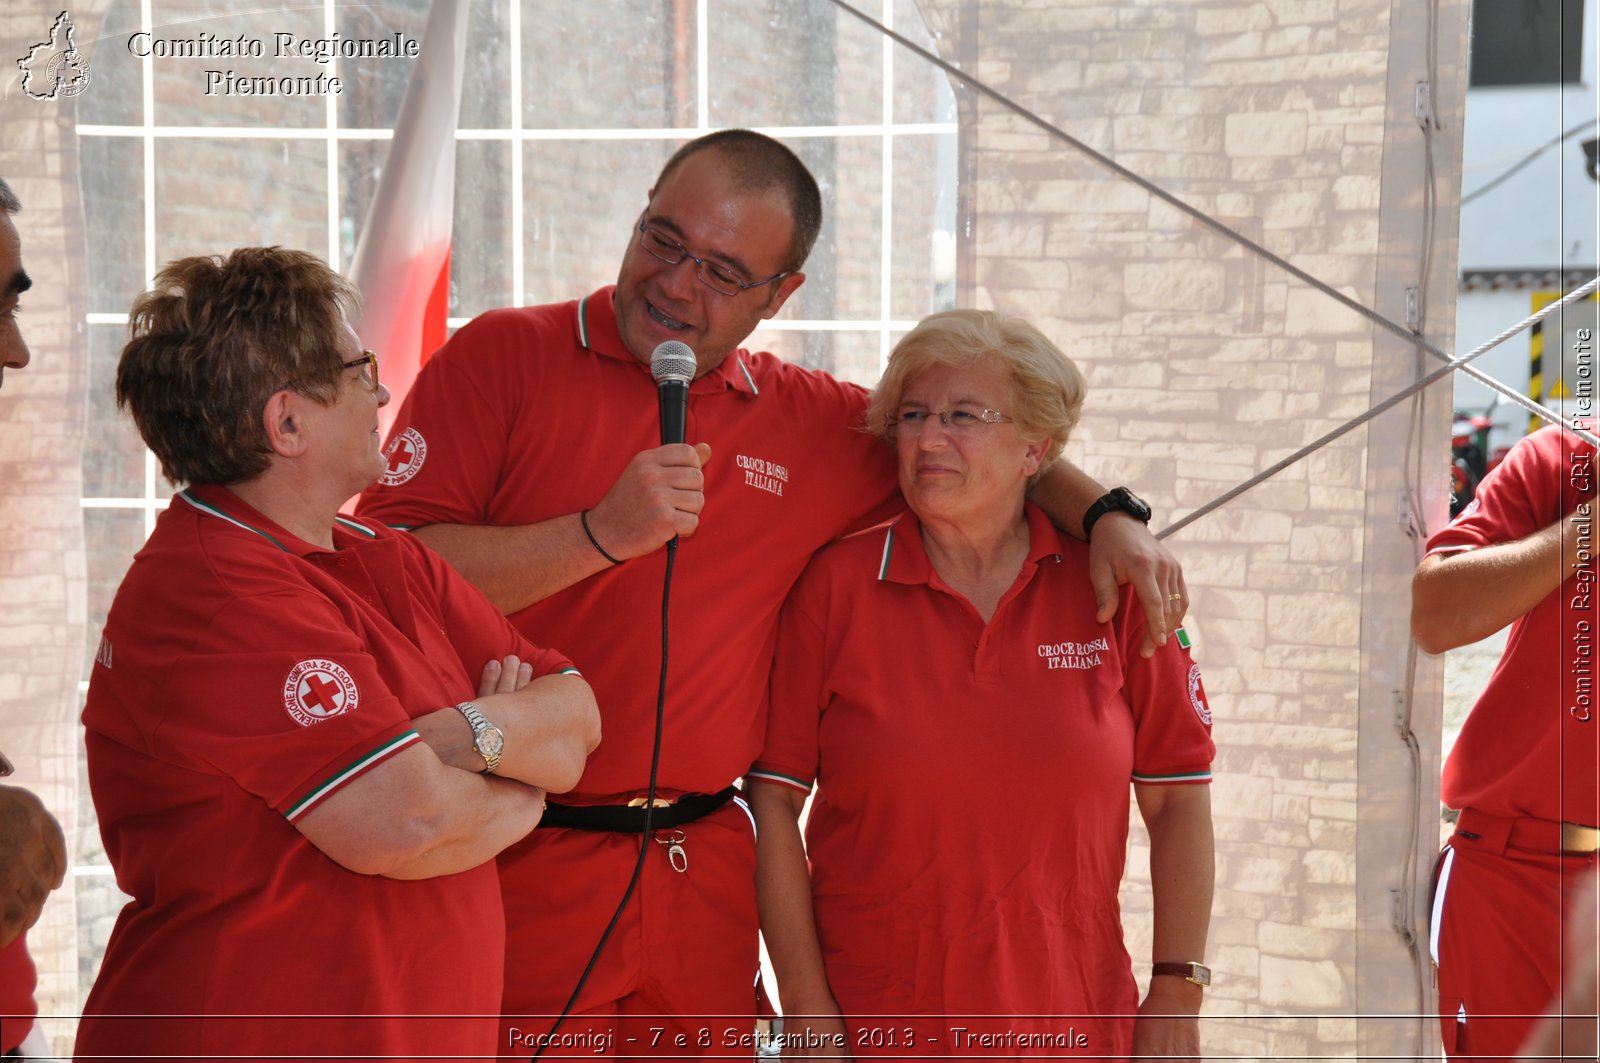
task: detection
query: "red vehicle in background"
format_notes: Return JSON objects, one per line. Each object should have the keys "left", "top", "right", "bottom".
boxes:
{"left": 1450, "top": 401, "right": 1510, "bottom": 517}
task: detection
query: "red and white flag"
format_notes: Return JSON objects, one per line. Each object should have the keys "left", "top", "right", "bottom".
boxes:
{"left": 349, "top": 0, "right": 470, "bottom": 436}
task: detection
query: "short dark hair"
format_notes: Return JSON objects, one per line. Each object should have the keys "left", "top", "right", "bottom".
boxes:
{"left": 117, "top": 247, "right": 360, "bottom": 486}
{"left": 0, "top": 178, "right": 19, "bottom": 215}
{"left": 656, "top": 129, "right": 823, "bottom": 273}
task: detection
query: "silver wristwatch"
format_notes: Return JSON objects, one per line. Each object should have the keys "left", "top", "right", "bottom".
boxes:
{"left": 455, "top": 701, "right": 504, "bottom": 775}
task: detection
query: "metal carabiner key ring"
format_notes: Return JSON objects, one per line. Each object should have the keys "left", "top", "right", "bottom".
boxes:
{"left": 653, "top": 828, "right": 688, "bottom": 873}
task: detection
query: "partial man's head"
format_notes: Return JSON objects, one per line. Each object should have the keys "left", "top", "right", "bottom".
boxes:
{"left": 117, "top": 247, "right": 370, "bottom": 487}
{"left": 613, "top": 130, "right": 821, "bottom": 377}
{"left": 0, "top": 178, "right": 33, "bottom": 389}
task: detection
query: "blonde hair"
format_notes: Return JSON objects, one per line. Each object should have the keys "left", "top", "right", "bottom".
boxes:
{"left": 867, "top": 309, "right": 1087, "bottom": 481}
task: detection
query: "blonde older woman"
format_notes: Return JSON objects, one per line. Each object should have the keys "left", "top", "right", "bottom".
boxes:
{"left": 749, "top": 310, "right": 1216, "bottom": 1060}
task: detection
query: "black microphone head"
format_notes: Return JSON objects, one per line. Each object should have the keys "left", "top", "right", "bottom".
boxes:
{"left": 651, "top": 341, "right": 696, "bottom": 385}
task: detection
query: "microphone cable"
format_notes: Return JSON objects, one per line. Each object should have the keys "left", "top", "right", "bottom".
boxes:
{"left": 535, "top": 536, "right": 676, "bottom": 1058}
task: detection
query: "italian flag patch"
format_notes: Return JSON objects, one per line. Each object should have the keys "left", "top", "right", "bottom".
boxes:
{"left": 1175, "top": 627, "right": 1192, "bottom": 650}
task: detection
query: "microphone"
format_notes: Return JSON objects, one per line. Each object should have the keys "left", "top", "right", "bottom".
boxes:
{"left": 651, "top": 341, "right": 695, "bottom": 446}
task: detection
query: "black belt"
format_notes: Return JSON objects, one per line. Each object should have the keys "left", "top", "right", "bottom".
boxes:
{"left": 538, "top": 786, "right": 737, "bottom": 832}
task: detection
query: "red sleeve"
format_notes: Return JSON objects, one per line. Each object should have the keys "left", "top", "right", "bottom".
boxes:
{"left": 403, "top": 530, "right": 578, "bottom": 679}
{"left": 749, "top": 561, "right": 831, "bottom": 794}
{"left": 119, "top": 587, "right": 428, "bottom": 822}
{"left": 357, "top": 309, "right": 533, "bottom": 530}
{"left": 1428, "top": 423, "right": 1595, "bottom": 556}
{"left": 1117, "top": 591, "right": 1216, "bottom": 785}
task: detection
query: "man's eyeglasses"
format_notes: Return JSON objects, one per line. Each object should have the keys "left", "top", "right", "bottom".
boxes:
{"left": 342, "top": 350, "right": 380, "bottom": 392}
{"left": 887, "top": 407, "right": 1014, "bottom": 436}
{"left": 636, "top": 221, "right": 790, "bottom": 297}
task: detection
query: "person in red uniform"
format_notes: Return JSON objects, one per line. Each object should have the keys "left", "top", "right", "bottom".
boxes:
{"left": 75, "top": 247, "right": 600, "bottom": 1061}
{"left": 0, "top": 174, "right": 68, "bottom": 1061}
{"left": 356, "top": 129, "right": 1189, "bottom": 1056}
{"left": 1413, "top": 419, "right": 1600, "bottom": 1060}
{"left": 1517, "top": 868, "right": 1598, "bottom": 1061}
{"left": 749, "top": 310, "right": 1215, "bottom": 1061}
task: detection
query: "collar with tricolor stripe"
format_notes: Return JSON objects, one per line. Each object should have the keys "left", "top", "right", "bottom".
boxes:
{"left": 179, "top": 485, "right": 379, "bottom": 556}
{"left": 875, "top": 503, "right": 1065, "bottom": 586}
{"left": 574, "top": 286, "right": 760, "bottom": 397}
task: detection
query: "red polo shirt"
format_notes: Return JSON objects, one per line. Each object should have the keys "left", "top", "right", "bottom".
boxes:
{"left": 0, "top": 935, "right": 34, "bottom": 1053}
{"left": 357, "top": 287, "right": 899, "bottom": 798}
{"left": 751, "top": 504, "right": 1214, "bottom": 1054}
{"left": 1427, "top": 421, "right": 1600, "bottom": 828}
{"left": 77, "top": 485, "right": 573, "bottom": 1060}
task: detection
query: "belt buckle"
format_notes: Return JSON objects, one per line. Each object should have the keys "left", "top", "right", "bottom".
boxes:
{"left": 626, "top": 796, "right": 674, "bottom": 809}
{"left": 1561, "top": 821, "right": 1600, "bottom": 852}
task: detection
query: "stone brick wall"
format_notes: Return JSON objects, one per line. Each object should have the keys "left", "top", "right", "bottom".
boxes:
{"left": 911, "top": 0, "right": 1466, "bottom": 1057}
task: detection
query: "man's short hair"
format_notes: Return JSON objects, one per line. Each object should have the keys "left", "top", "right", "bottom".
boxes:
{"left": 656, "top": 129, "right": 823, "bottom": 274}
{"left": 0, "top": 178, "right": 20, "bottom": 215}
{"left": 117, "top": 246, "right": 361, "bottom": 487}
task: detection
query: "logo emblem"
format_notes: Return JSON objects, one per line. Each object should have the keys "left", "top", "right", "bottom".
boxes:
{"left": 17, "top": 12, "right": 92, "bottom": 101}
{"left": 1187, "top": 663, "right": 1211, "bottom": 726}
{"left": 734, "top": 452, "right": 789, "bottom": 497}
{"left": 380, "top": 427, "right": 427, "bottom": 486}
{"left": 283, "top": 658, "right": 360, "bottom": 727}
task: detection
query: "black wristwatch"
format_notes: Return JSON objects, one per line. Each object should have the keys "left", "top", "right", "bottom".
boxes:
{"left": 1082, "top": 486, "right": 1152, "bottom": 540}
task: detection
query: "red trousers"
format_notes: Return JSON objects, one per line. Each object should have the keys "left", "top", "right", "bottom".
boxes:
{"left": 498, "top": 800, "right": 760, "bottom": 1059}
{"left": 1432, "top": 812, "right": 1595, "bottom": 1060}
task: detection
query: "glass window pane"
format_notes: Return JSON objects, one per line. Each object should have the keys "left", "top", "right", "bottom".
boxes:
{"left": 83, "top": 325, "right": 145, "bottom": 500}
{"left": 461, "top": 0, "right": 512, "bottom": 129}
{"left": 1469, "top": 0, "right": 1584, "bottom": 86}
{"left": 708, "top": 0, "right": 882, "bottom": 128}
{"left": 335, "top": 0, "right": 429, "bottom": 131}
{"left": 78, "top": 1, "right": 143, "bottom": 126}
{"left": 785, "top": 136, "right": 884, "bottom": 323}
{"left": 80, "top": 136, "right": 147, "bottom": 317}
{"left": 154, "top": 138, "right": 328, "bottom": 265}
{"left": 451, "top": 140, "right": 513, "bottom": 318}
{"left": 890, "top": 132, "right": 958, "bottom": 321}
{"left": 147, "top": 1, "right": 325, "bottom": 128}
{"left": 338, "top": 138, "right": 386, "bottom": 272}
{"left": 520, "top": 2, "right": 694, "bottom": 129}
{"left": 521, "top": 138, "right": 675, "bottom": 307}
{"left": 889, "top": 0, "right": 958, "bottom": 125}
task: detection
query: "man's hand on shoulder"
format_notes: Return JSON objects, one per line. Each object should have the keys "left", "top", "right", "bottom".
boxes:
{"left": 0, "top": 784, "right": 67, "bottom": 947}
{"left": 1091, "top": 513, "right": 1188, "bottom": 658}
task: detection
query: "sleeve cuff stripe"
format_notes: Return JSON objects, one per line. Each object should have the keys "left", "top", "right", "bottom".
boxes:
{"left": 285, "top": 730, "right": 422, "bottom": 821}
{"left": 747, "top": 769, "right": 812, "bottom": 793}
{"left": 558, "top": 667, "right": 583, "bottom": 676}
{"left": 1132, "top": 770, "right": 1213, "bottom": 784}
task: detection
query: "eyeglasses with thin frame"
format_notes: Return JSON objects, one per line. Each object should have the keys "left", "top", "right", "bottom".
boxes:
{"left": 636, "top": 221, "right": 791, "bottom": 297}
{"left": 887, "top": 406, "right": 1014, "bottom": 436}
{"left": 342, "top": 350, "right": 380, "bottom": 392}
